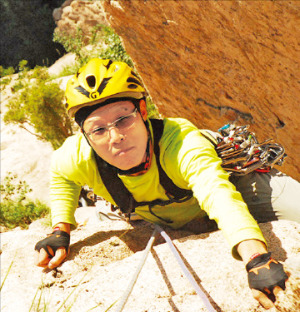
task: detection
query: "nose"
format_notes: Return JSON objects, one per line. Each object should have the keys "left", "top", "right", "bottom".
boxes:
{"left": 108, "top": 126, "right": 124, "bottom": 143}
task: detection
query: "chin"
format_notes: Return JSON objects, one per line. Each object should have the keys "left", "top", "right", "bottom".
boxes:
{"left": 118, "top": 157, "right": 144, "bottom": 171}
{"left": 119, "top": 162, "right": 140, "bottom": 171}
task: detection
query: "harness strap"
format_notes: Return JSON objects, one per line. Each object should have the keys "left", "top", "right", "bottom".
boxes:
{"left": 95, "top": 156, "right": 136, "bottom": 214}
{"left": 151, "top": 119, "right": 193, "bottom": 200}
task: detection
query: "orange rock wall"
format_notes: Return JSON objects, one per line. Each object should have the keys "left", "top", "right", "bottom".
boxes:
{"left": 102, "top": 0, "right": 300, "bottom": 180}
{"left": 56, "top": 0, "right": 300, "bottom": 180}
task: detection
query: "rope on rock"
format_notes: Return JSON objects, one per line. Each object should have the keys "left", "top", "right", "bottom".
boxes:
{"left": 114, "top": 227, "right": 157, "bottom": 312}
{"left": 155, "top": 224, "right": 217, "bottom": 312}
{"left": 114, "top": 224, "right": 217, "bottom": 312}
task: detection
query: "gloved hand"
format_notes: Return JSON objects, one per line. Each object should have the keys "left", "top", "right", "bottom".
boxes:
{"left": 35, "top": 230, "right": 70, "bottom": 269}
{"left": 246, "top": 252, "right": 288, "bottom": 302}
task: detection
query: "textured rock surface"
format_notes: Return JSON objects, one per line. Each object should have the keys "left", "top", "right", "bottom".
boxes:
{"left": 1, "top": 207, "right": 300, "bottom": 312}
{"left": 54, "top": 0, "right": 107, "bottom": 43}
{"left": 55, "top": 0, "right": 300, "bottom": 181}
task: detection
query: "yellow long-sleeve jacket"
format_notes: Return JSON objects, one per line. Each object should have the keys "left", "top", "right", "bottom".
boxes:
{"left": 50, "top": 117, "right": 266, "bottom": 258}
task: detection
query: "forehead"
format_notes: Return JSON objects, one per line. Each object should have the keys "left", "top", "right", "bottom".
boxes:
{"left": 86, "top": 101, "right": 135, "bottom": 122}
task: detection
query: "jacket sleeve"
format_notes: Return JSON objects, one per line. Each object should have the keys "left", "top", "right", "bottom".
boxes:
{"left": 161, "top": 118, "right": 266, "bottom": 258}
{"left": 49, "top": 134, "right": 95, "bottom": 229}
{"left": 50, "top": 165, "right": 81, "bottom": 229}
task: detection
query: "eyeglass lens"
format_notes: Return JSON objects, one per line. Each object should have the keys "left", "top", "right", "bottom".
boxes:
{"left": 89, "top": 108, "right": 137, "bottom": 140}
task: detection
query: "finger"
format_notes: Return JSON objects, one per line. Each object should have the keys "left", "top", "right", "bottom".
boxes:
{"left": 35, "top": 249, "right": 51, "bottom": 267}
{"left": 251, "top": 289, "right": 275, "bottom": 310}
{"left": 273, "top": 285, "right": 284, "bottom": 297}
{"left": 48, "top": 247, "right": 67, "bottom": 269}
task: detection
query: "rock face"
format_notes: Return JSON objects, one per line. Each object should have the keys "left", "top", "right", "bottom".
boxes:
{"left": 1, "top": 208, "right": 300, "bottom": 312}
{"left": 54, "top": 0, "right": 107, "bottom": 43}
{"left": 55, "top": 0, "right": 300, "bottom": 181}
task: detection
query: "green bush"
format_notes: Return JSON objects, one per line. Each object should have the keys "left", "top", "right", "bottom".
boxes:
{"left": 0, "top": 65, "right": 15, "bottom": 78}
{"left": 0, "top": 173, "right": 49, "bottom": 229}
{"left": 146, "top": 97, "right": 160, "bottom": 119}
{"left": 53, "top": 24, "right": 134, "bottom": 73}
{"left": 9, "top": 60, "right": 31, "bottom": 93}
{"left": 53, "top": 63, "right": 82, "bottom": 79}
{"left": 99, "top": 26, "right": 134, "bottom": 67}
{"left": 53, "top": 27, "right": 88, "bottom": 66}
{"left": 4, "top": 65, "right": 73, "bottom": 149}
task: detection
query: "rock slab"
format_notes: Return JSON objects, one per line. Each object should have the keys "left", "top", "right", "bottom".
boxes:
{"left": 1, "top": 208, "right": 300, "bottom": 312}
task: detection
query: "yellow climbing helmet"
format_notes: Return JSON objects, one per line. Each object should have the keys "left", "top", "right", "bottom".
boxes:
{"left": 65, "top": 58, "right": 146, "bottom": 117}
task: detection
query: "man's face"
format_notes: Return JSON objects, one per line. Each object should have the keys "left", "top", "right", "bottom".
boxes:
{"left": 83, "top": 100, "right": 148, "bottom": 170}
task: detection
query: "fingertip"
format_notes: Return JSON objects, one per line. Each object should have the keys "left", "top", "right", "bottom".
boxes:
{"left": 251, "top": 289, "right": 275, "bottom": 310}
{"left": 48, "top": 248, "right": 67, "bottom": 269}
{"left": 35, "top": 249, "right": 51, "bottom": 267}
{"left": 273, "top": 285, "right": 284, "bottom": 296}
{"left": 48, "top": 257, "right": 59, "bottom": 269}
{"left": 48, "top": 262, "right": 56, "bottom": 270}
{"left": 37, "top": 262, "right": 49, "bottom": 268}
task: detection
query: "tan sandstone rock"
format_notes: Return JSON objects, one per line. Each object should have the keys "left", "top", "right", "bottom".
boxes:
{"left": 1, "top": 208, "right": 299, "bottom": 312}
{"left": 55, "top": 0, "right": 107, "bottom": 44}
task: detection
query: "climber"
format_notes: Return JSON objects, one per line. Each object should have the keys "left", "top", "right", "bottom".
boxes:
{"left": 35, "top": 58, "right": 300, "bottom": 310}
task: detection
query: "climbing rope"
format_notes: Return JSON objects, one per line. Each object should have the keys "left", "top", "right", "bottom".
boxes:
{"left": 114, "top": 224, "right": 216, "bottom": 312}
{"left": 155, "top": 225, "right": 217, "bottom": 312}
{"left": 114, "top": 227, "right": 157, "bottom": 312}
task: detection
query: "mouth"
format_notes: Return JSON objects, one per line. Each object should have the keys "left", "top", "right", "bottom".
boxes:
{"left": 114, "top": 147, "right": 134, "bottom": 157}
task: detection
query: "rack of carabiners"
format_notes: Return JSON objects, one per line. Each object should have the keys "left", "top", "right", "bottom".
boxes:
{"left": 216, "top": 124, "right": 286, "bottom": 175}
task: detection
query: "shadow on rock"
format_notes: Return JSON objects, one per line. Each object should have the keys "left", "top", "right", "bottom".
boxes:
{"left": 68, "top": 218, "right": 216, "bottom": 262}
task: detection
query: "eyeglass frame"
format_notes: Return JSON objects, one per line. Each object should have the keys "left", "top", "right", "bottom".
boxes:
{"left": 85, "top": 107, "right": 138, "bottom": 141}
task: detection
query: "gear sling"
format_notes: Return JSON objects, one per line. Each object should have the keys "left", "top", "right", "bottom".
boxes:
{"left": 94, "top": 119, "right": 194, "bottom": 224}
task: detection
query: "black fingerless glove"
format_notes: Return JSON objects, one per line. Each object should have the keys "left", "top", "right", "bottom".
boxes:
{"left": 246, "top": 252, "right": 288, "bottom": 298}
{"left": 35, "top": 230, "right": 70, "bottom": 258}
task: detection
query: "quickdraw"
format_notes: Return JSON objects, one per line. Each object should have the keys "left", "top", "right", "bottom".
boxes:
{"left": 216, "top": 124, "right": 286, "bottom": 175}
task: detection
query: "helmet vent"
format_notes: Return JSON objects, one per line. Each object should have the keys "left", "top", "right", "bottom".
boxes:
{"left": 127, "top": 77, "right": 142, "bottom": 86}
{"left": 86, "top": 75, "right": 96, "bottom": 88}
{"left": 128, "top": 84, "right": 138, "bottom": 89}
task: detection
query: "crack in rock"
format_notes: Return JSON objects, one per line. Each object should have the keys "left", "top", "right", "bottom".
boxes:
{"left": 196, "top": 98, "right": 253, "bottom": 121}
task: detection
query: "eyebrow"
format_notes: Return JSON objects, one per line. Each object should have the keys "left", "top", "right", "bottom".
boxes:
{"left": 88, "top": 107, "right": 136, "bottom": 130}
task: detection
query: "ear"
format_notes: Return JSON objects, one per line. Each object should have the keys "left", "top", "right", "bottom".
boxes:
{"left": 139, "top": 99, "right": 148, "bottom": 121}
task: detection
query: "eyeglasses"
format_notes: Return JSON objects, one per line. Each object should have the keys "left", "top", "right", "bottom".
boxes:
{"left": 86, "top": 108, "right": 138, "bottom": 142}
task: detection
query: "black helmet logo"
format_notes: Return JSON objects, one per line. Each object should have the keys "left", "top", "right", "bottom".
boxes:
{"left": 90, "top": 91, "right": 99, "bottom": 99}
{"left": 75, "top": 77, "right": 112, "bottom": 99}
